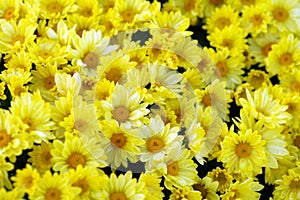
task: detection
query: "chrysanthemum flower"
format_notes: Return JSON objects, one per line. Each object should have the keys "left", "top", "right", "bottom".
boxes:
{"left": 67, "top": 165, "right": 108, "bottom": 199}
{"left": 28, "top": 142, "right": 53, "bottom": 174}
{"left": 67, "top": 14, "right": 102, "bottom": 37}
{"left": 220, "top": 178, "right": 264, "bottom": 200}
{"left": 0, "top": 0, "right": 20, "bottom": 21}
{"left": 281, "top": 93, "right": 300, "bottom": 129}
{"left": 201, "top": 0, "right": 229, "bottom": 17}
{"left": 279, "top": 69, "right": 300, "bottom": 94}
{"left": 0, "top": 188, "right": 24, "bottom": 200}
{"left": 266, "top": 33, "right": 300, "bottom": 76}
{"left": 206, "top": 167, "right": 233, "bottom": 193}
{"left": 170, "top": 185, "right": 202, "bottom": 200}
{"left": 139, "top": 173, "right": 164, "bottom": 200}
{"left": 11, "top": 164, "right": 40, "bottom": 195}
{"left": 99, "top": 119, "right": 144, "bottom": 169}
{"left": 10, "top": 91, "right": 55, "bottom": 146}
{"left": 273, "top": 163, "right": 300, "bottom": 200}
{"left": 30, "top": 171, "right": 80, "bottom": 200}
{"left": 75, "top": 0, "right": 103, "bottom": 18}
{"left": 267, "top": 0, "right": 300, "bottom": 34}
{"left": 241, "top": 4, "right": 271, "bottom": 36}
{"left": 192, "top": 177, "right": 219, "bottom": 200}
{"left": 102, "top": 171, "right": 145, "bottom": 199}
{"left": 139, "top": 115, "right": 182, "bottom": 171}
{"left": 220, "top": 129, "right": 266, "bottom": 177}
{"left": 4, "top": 50, "right": 32, "bottom": 72}
{"left": 54, "top": 72, "right": 81, "bottom": 97}
{"left": 245, "top": 69, "right": 271, "bottom": 89}
{"left": 203, "top": 5, "right": 240, "bottom": 34}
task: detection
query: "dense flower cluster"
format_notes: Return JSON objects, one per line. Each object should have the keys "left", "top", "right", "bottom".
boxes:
{"left": 0, "top": 0, "right": 300, "bottom": 199}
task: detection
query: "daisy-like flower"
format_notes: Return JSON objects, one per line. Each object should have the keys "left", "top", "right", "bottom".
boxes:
{"left": 220, "top": 129, "right": 266, "bottom": 177}
{"left": 0, "top": 0, "right": 20, "bottom": 21}
{"left": 267, "top": 0, "right": 300, "bottom": 34}
{"left": 203, "top": 5, "right": 240, "bottom": 34}
{"left": 205, "top": 47, "right": 245, "bottom": 89}
{"left": 11, "top": 164, "right": 40, "bottom": 196}
{"left": 30, "top": 171, "right": 80, "bottom": 200}
{"left": 146, "top": 11, "right": 192, "bottom": 37}
{"left": 39, "top": 0, "right": 77, "bottom": 23}
{"left": 51, "top": 133, "right": 106, "bottom": 174}
{"left": 9, "top": 91, "right": 55, "bottom": 146}
{"left": 248, "top": 32, "right": 280, "bottom": 66}
{"left": 206, "top": 167, "right": 233, "bottom": 194}
{"left": 281, "top": 94, "right": 300, "bottom": 129}
{"left": 139, "top": 173, "right": 164, "bottom": 200}
{"left": 245, "top": 69, "right": 271, "bottom": 89}
{"left": 273, "top": 163, "right": 300, "bottom": 200}
{"left": 101, "top": 84, "right": 149, "bottom": 128}
{"left": 140, "top": 115, "right": 182, "bottom": 171}
{"left": 0, "top": 155, "right": 14, "bottom": 189}
{"left": 239, "top": 88, "right": 291, "bottom": 128}
{"left": 54, "top": 72, "right": 81, "bottom": 98}
{"left": 241, "top": 4, "right": 271, "bottom": 36}
{"left": 220, "top": 178, "right": 264, "bottom": 200}
{"left": 71, "top": 29, "right": 118, "bottom": 73}
{"left": 102, "top": 171, "right": 145, "bottom": 199}
{"left": 169, "top": 186, "right": 202, "bottom": 200}
{"left": 4, "top": 50, "right": 33, "bottom": 72}
{"left": 207, "top": 25, "right": 248, "bottom": 57}
{"left": 0, "top": 18, "right": 37, "bottom": 54}
{"left": 159, "top": 148, "right": 199, "bottom": 190}
{"left": 99, "top": 119, "right": 144, "bottom": 169}
{"left": 28, "top": 142, "right": 54, "bottom": 174}
{"left": 0, "top": 109, "right": 28, "bottom": 161}
{"left": 75, "top": 0, "right": 102, "bottom": 18}
{"left": 67, "top": 165, "right": 108, "bottom": 200}
{"left": 192, "top": 177, "right": 219, "bottom": 200}
{"left": 201, "top": 0, "right": 229, "bottom": 17}
{"left": 67, "top": 14, "right": 102, "bottom": 37}
{"left": 279, "top": 69, "right": 300, "bottom": 94}
{"left": 0, "top": 188, "right": 24, "bottom": 200}
{"left": 266, "top": 33, "right": 300, "bottom": 76}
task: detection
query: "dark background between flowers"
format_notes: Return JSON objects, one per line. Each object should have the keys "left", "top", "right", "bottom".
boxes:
{"left": 0, "top": 0, "right": 278, "bottom": 199}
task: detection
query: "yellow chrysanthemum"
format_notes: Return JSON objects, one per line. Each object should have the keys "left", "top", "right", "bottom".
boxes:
{"left": 192, "top": 177, "right": 219, "bottom": 200}
{"left": 279, "top": 69, "right": 300, "bottom": 94}
{"left": 203, "top": 5, "right": 240, "bottom": 34}
{"left": 67, "top": 165, "right": 108, "bottom": 200}
{"left": 266, "top": 33, "right": 300, "bottom": 76}
{"left": 99, "top": 119, "right": 144, "bottom": 169}
{"left": 30, "top": 171, "right": 80, "bottom": 200}
{"left": 0, "top": 188, "right": 24, "bottom": 200}
{"left": 220, "top": 178, "right": 264, "bottom": 200}
{"left": 241, "top": 4, "right": 271, "bottom": 36}
{"left": 245, "top": 69, "right": 271, "bottom": 89}
{"left": 206, "top": 167, "right": 233, "bottom": 193}
{"left": 51, "top": 133, "right": 106, "bottom": 174}
{"left": 139, "top": 173, "right": 164, "bottom": 200}
{"left": 67, "top": 14, "right": 102, "bottom": 37}
{"left": 0, "top": 18, "right": 36, "bottom": 54}
{"left": 9, "top": 91, "right": 55, "bottom": 146}
{"left": 75, "top": 0, "right": 102, "bottom": 18}
{"left": 170, "top": 185, "right": 202, "bottom": 200}
{"left": 11, "top": 164, "right": 40, "bottom": 195}
{"left": 4, "top": 50, "right": 32, "bottom": 72}
{"left": 0, "top": 0, "right": 20, "bottom": 21}
{"left": 273, "top": 163, "right": 300, "bottom": 200}
{"left": 28, "top": 142, "right": 54, "bottom": 174}
{"left": 102, "top": 171, "right": 145, "bottom": 200}
{"left": 201, "top": 0, "right": 229, "bottom": 17}
{"left": 54, "top": 72, "right": 81, "bottom": 97}
{"left": 267, "top": 0, "right": 300, "bottom": 34}
{"left": 220, "top": 129, "right": 266, "bottom": 177}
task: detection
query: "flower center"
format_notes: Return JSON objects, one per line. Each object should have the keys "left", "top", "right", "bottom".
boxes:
{"left": 248, "top": 72, "right": 265, "bottom": 88}
{"left": 23, "top": 117, "right": 34, "bottom": 132}
{"left": 216, "top": 17, "right": 231, "bottom": 30}
{"left": 272, "top": 7, "right": 288, "bottom": 22}
{"left": 74, "top": 119, "right": 88, "bottom": 133}
{"left": 44, "top": 76, "right": 55, "bottom": 90}
{"left": 42, "top": 151, "right": 52, "bottom": 165}
{"left": 4, "top": 7, "right": 15, "bottom": 20}
{"left": 222, "top": 39, "right": 233, "bottom": 49}
{"left": 216, "top": 61, "right": 228, "bottom": 77}
{"left": 0, "top": 131, "right": 11, "bottom": 148}
{"left": 23, "top": 176, "right": 34, "bottom": 189}
{"left": 215, "top": 173, "right": 227, "bottom": 185}
{"left": 184, "top": 0, "right": 196, "bottom": 11}
{"left": 73, "top": 179, "right": 89, "bottom": 194}
{"left": 39, "top": 50, "right": 52, "bottom": 59}
{"left": 110, "top": 192, "right": 127, "bottom": 200}
{"left": 202, "top": 93, "right": 211, "bottom": 107}
{"left": 83, "top": 52, "right": 99, "bottom": 69}
{"left": 111, "top": 133, "right": 127, "bottom": 148}
{"left": 82, "top": 8, "right": 93, "bottom": 17}
{"left": 147, "top": 137, "right": 164, "bottom": 152}
{"left": 192, "top": 184, "right": 208, "bottom": 199}
{"left": 11, "top": 35, "right": 25, "bottom": 45}
{"left": 112, "top": 106, "right": 130, "bottom": 123}
{"left": 286, "top": 103, "right": 296, "bottom": 113}
{"left": 289, "top": 180, "right": 300, "bottom": 191}
{"left": 45, "top": 188, "right": 61, "bottom": 200}
{"left": 67, "top": 152, "right": 86, "bottom": 169}
{"left": 279, "top": 52, "right": 293, "bottom": 66}
{"left": 235, "top": 143, "right": 251, "bottom": 158}
{"left": 251, "top": 14, "right": 263, "bottom": 26}
{"left": 262, "top": 43, "right": 274, "bottom": 57}
{"left": 106, "top": 68, "right": 122, "bottom": 83}
{"left": 291, "top": 81, "right": 300, "bottom": 93}
{"left": 167, "top": 162, "right": 179, "bottom": 176}
{"left": 121, "top": 10, "right": 136, "bottom": 23}
{"left": 294, "top": 135, "right": 300, "bottom": 149}
{"left": 47, "top": 2, "right": 63, "bottom": 13}
{"left": 209, "top": 0, "right": 224, "bottom": 6}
